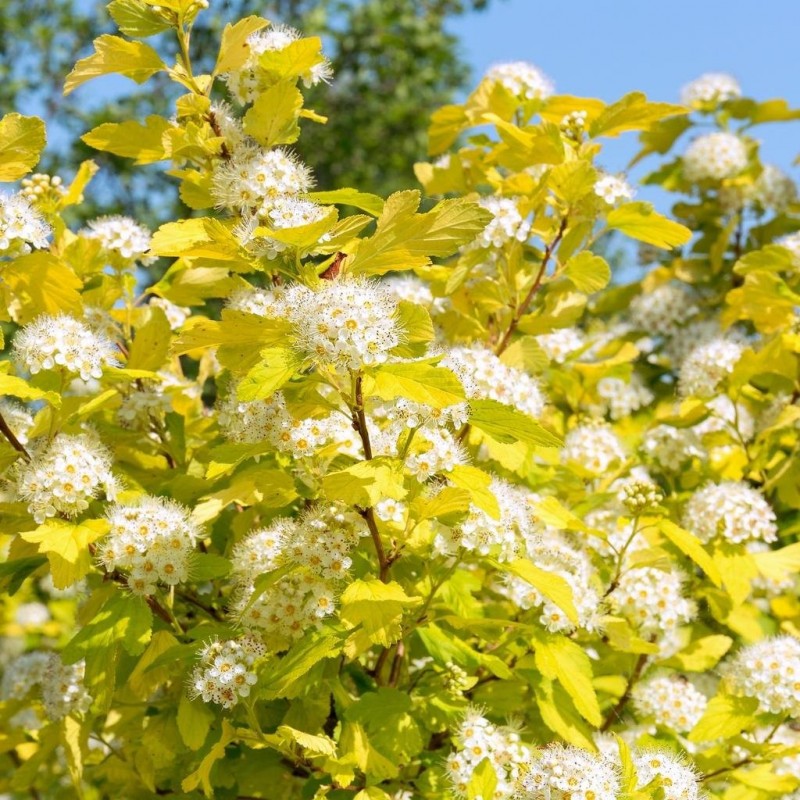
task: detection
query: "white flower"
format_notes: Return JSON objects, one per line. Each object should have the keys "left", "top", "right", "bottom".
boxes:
{"left": 537, "top": 327, "right": 586, "bottom": 363}
{"left": 678, "top": 337, "right": 744, "bottom": 397}
{"left": 83, "top": 215, "right": 155, "bottom": 264}
{"left": 681, "top": 73, "right": 741, "bottom": 107}
{"left": 150, "top": 297, "right": 190, "bottom": 330}
{"left": 754, "top": 164, "right": 797, "bottom": 212}
{"left": 594, "top": 173, "right": 635, "bottom": 205}
{"left": 218, "top": 387, "right": 293, "bottom": 445}
{"left": 284, "top": 276, "right": 401, "bottom": 370}
{"left": 0, "top": 399, "right": 34, "bottom": 445}
{"left": 189, "top": 636, "right": 263, "bottom": 709}
{"left": 776, "top": 231, "right": 800, "bottom": 267}
{"left": 13, "top": 313, "right": 119, "bottom": 381}
{"left": 632, "top": 750, "right": 701, "bottom": 800}
{"left": 117, "top": 386, "right": 171, "bottom": 429}
{"left": 99, "top": 495, "right": 200, "bottom": 595}
{"left": 472, "top": 196, "right": 531, "bottom": 248}
{"left": 594, "top": 375, "right": 654, "bottom": 420}
{"left": 683, "top": 132, "right": 748, "bottom": 182}
{"left": 14, "top": 602, "right": 50, "bottom": 628}
{"left": 375, "top": 498, "right": 407, "bottom": 525}
{"left": 226, "top": 285, "right": 288, "bottom": 317}
{"left": 632, "top": 674, "right": 708, "bottom": 732}
{"left": 14, "top": 433, "right": 118, "bottom": 523}
{"left": 561, "top": 421, "right": 626, "bottom": 474}
{"left": 383, "top": 275, "right": 449, "bottom": 315}
{"left": 485, "top": 61, "right": 554, "bottom": 101}
{"left": 0, "top": 191, "right": 51, "bottom": 256}
{"left": 683, "top": 480, "right": 777, "bottom": 545}
{"left": 441, "top": 345, "right": 546, "bottom": 418}
{"left": 723, "top": 636, "right": 800, "bottom": 717}
{"left": 521, "top": 743, "right": 619, "bottom": 800}
{"left": 629, "top": 284, "right": 699, "bottom": 337}
{"left": 0, "top": 651, "right": 50, "bottom": 702}
{"left": 406, "top": 428, "right": 467, "bottom": 481}
{"left": 41, "top": 655, "right": 92, "bottom": 720}
{"left": 642, "top": 424, "right": 705, "bottom": 472}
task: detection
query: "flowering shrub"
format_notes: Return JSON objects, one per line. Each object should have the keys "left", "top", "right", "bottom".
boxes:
{"left": 1, "top": 3, "right": 800, "bottom": 799}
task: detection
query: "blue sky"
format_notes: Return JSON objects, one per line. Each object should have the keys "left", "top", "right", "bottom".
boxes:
{"left": 450, "top": 0, "right": 800, "bottom": 208}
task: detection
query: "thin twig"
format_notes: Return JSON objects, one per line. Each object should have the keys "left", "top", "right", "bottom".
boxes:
{"left": 0, "top": 410, "right": 31, "bottom": 461}
{"left": 600, "top": 648, "right": 650, "bottom": 732}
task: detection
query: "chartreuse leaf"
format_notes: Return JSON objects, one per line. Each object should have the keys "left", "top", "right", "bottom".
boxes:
{"left": 0, "top": 113, "right": 46, "bottom": 180}
{"left": 469, "top": 399, "right": 562, "bottom": 449}
{"left": 589, "top": 92, "right": 686, "bottom": 138}
{"left": 660, "top": 635, "right": 733, "bottom": 671}
{"left": 171, "top": 311, "right": 291, "bottom": 355}
{"left": 258, "top": 37, "right": 324, "bottom": 81}
{"left": 534, "top": 496, "right": 598, "bottom": 535}
{"left": 2, "top": 253, "right": 82, "bottom": 322}
{"left": 108, "top": 0, "right": 171, "bottom": 37}
{"left": 0, "top": 367, "right": 61, "bottom": 406}
{"left": 0, "top": 556, "right": 47, "bottom": 595}
{"left": 82, "top": 115, "right": 172, "bottom": 164}
{"left": 656, "top": 519, "right": 722, "bottom": 587}
{"left": 392, "top": 300, "right": 435, "bottom": 358}
{"left": 751, "top": 542, "right": 800, "bottom": 583}
{"left": 127, "top": 306, "right": 171, "bottom": 370}
{"left": 367, "top": 362, "right": 465, "bottom": 409}
{"left": 340, "top": 579, "right": 421, "bottom": 652}
{"left": 20, "top": 519, "right": 109, "bottom": 589}
{"left": 236, "top": 346, "right": 302, "bottom": 401}
{"left": 277, "top": 725, "right": 337, "bottom": 758}
{"left": 688, "top": 693, "right": 760, "bottom": 742}
{"left": 214, "top": 16, "right": 269, "bottom": 74}
{"left": 732, "top": 765, "right": 799, "bottom": 793}
{"left": 150, "top": 216, "right": 244, "bottom": 260}
{"left": 308, "top": 188, "right": 385, "bottom": 217}
{"left": 467, "top": 758, "right": 498, "bottom": 800}
{"left": 503, "top": 559, "right": 578, "bottom": 625}
{"left": 64, "top": 35, "right": 164, "bottom": 94}
{"left": 243, "top": 80, "right": 302, "bottom": 146}
{"left": 607, "top": 202, "right": 692, "bottom": 249}
{"left": 347, "top": 190, "right": 492, "bottom": 276}
{"left": 614, "top": 734, "right": 638, "bottom": 794}
{"left": 411, "top": 486, "right": 471, "bottom": 526}
{"left": 182, "top": 719, "right": 238, "bottom": 796}
{"left": 323, "top": 458, "right": 406, "bottom": 507}
{"left": 448, "top": 464, "right": 500, "bottom": 518}
{"left": 177, "top": 694, "right": 215, "bottom": 751}
{"left": 532, "top": 631, "right": 602, "bottom": 726}
{"left": 533, "top": 678, "right": 596, "bottom": 750}
{"left": 562, "top": 252, "right": 611, "bottom": 294}
{"left": 415, "top": 622, "right": 512, "bottom": 679}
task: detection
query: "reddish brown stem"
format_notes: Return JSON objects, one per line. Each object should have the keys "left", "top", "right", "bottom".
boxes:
{"left": 0, "top": 410, "right": 31, "bottom": 461}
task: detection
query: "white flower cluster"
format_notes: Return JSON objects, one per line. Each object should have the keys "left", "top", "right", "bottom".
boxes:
{"left": 231, "top": 506, "right": 367, "bottom": 642}
{"left": 610, "top": 566, "right": 696, "bottom": 638}
{"left": 376, "top": 397, "right": 469, "bottom": 435}
{"left": 99, "top": 496, "right": 200, "bottom": 595}
{"left": 14, "top": 433, "right": 117, "bottom": 523}
{"left": 0, "top": 399, "right": 33, "bottom": 445}
{"left": 117, "top": 386, "right": 171, "bottom": 429}
{"left": 189, "top": 634, "right": 265, "bottom": 709}
{"left": 678, "top": 338, "right": 744, "bottom": 396}
{"left": 683, "top": 132, "right": 749, "bottom": 182}
{"left": 561, "top": 421, "right": 626, "bottom": 474}
{"left": 641, "top": 424, "right": 705, "bottom": 472}
{"left": 520, "top": 743, "right": 619, "bottom": 800}
{"left": 683, "top": 480, "right": 777, "bottom": 545}
{"left": 505, "top": 531, "right": 604, "bottom": 633}
{"left": 384, "top": 275, "right": 448, "bottom": 316}
{"left": 632, "top": 750, "right": 701, "bottom": 800}
{"left": 225, "top": 24, "right": 332, "bottom": 104}
{"left": 446, "top": 709, "right": 530, "bottom": 799}
{"left": 84, "top": 215, "right": 155, "bottom": 264}
{"left": 0, "top": 191, "right": 51, "bottom": 256}
{"left": 594, "top": 375, "right": 654, "bottom": 420}
{"left": 285, "top": 277, "right": 401, "bottom": 370}
{"left": 240, "top": 195, "right": 329, "bottom": 259}
{"left": 226, "top": 284, "right": 289, "bottom": 317}
{"left": 41, "top": 655, "right": 92, "bottom": 720}
{"left": 594, "top": 173, "right": 635, "bottom": 205}
{"left": 485, "top": 61, "right": 554, "bottom": 101}
{"left": 629, "top": 284, "right": 699, "bottom": 337}
{"left": 406, "top": 428, "right": 468, "bottom": 482}
{"left": 375, "top": 498, "right": 407, "bottom": 525}
{"left": 777, "top": 231, "right": 800, "bottom": 267}
{"left": 631, "top": 674, "right": 708, "bottom": 733}
{"left": 472, "top": 196, "right": 531, "bottom": 248}
{"left": 1, "top": 651, "right": 51, "bottom": 703}
{"left": 693, "top": 394, "right": 755, "bottom": 443}
{"left": 150, "top": 297, "right": 191, "bottom": 330}
{"left": 723, "top": 635, "right": 800, "bottom": 717}
{"left": 442, "top": 345, "right": 546, "bottom": 418}
{"left": 435, "top": 477, "right": 535, "bottom": 561}
{"left": 537, "top": 327, "right": 586, "bottom": 363}
{"left": 218, "top": 388, "right": 293, "bottom": 445}
{"left": 753, "top": 164, "right": 797, "bottom": 212}
{"left": 13, "top": 313, "right": 119, "bottom": 381}
{"left": 680, "top": 73, "right": 742, "bottom": 107}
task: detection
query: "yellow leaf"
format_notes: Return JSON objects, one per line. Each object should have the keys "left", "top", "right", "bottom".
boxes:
{"left": 448, "top": 464, "right": 500, "bottom": 518}
{"left": 0, "top": 114, "right": 46, "bottom": 180}
{"left": 367, "top": 362, "right": 465, "bottom": 409}
{"left": 340, "top": 579, "right": 421, "bottom": 649}
{"left": 2, "top": 253, "right": 82, "bottom": 322}
{"left": 660, "top": 635, "right": 733, "bottom": 671}
{"left": 243, "top": 80, "right": 302, "bottom": 147}
{"left": 590, "top": 92, "right": 687, "bottom": 138}
{"left": 607, "top": 202, "right": 692, "bottom": 249}
{"left": 688, "top": 693, "right": 759, "bottom": 742}
{"left": 504, "top": 559, "right": 578, "bottom": 625}
{"left": 214, "top": 16, "right": 270, "bottom": 74}
{"left": 657, "top": 519, "right": 722, "bottom": 587}
{"left": 562, "top": 252, "right": 611, "bottom": 294}
{"left": 127, "top": 306, "right": 172, "bottom": 370}
{"left": 82, "top": 115, "right": 172, "bottom": 164}
{"left": 64, "top": 35, "right": 164, "bottom": 95}
{"left": 752, "top": 542, "right": 800, "bottom": 583}
{"left": 323, "top": 458, "right": 406, "bottom": 508}
{"left": 258, "top": 37, "right": 324, "bottom": 81}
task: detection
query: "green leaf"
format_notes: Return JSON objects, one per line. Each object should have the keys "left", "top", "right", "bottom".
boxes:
{"left": 323, "top": 458, "right": 406, "bottom": 507}
{"left": 0, "top": 556, "right": 47, "bottom": 595}
{"left": 448, "top": 464, "right": 500, "bottom": 518}
{"left": 688, "top": 693, "right": 760, "bottom": 742}
{"left": 243, "top": 80, "right": 302, "bottom": 147}
{"left": 340, "top": 580, "right": 421, "bottom": 649}
{"left": 82, "top": 115, "right": 172, "bottom": 164}
{"left": 347, "top": 191, "right": 492, "bottom": 276}
{"left": 590, "top": 92, "right": 687, "bottom": 138}
{"left": 127, "top": 306, "right": 172, "bottom": 370}
{"left": 182, "top": 719, "right": 238, "bottom": 796}
{"left": 415, "top": 622, "right": 512, "bottom": 679}
{"left": 258, "top": 37, "right": 324, "bottom": 81}
{"left": 177, "top": 694, "right": 214, "bottom": 751}
{"left": 0, "top": 113, "right": 46, "bottom": 180}
{"left": 660, "top": 635, "right": 733, "bottom": 671}
{"left": 64, "top": 35, "right": 164, "bottom": 94}
{"left": 468, "top": 398, "right": 562, "bottom": 448}
{"left": 503, "top": 559, "right": 578, "bottom": 625}
{"left": 277, "top": 725, "right": 337, "bottom": 758}
{"left": 189, "top": 553, "right": 232, "bottom": 581}
{"left": 307, "top": 189, "right": 385, "bottom": 217}
{"left": 607, "top": 202, "right": 692, "bottom": 249}
{"left": 657, "top": 519, "right": 722, "bottom": 587}
{"left": 368, "top": 362, "right": 465, "bottom": 409}
{"left": 108, "top": 0, "right": 171, "bottom": 37}
{"left": 562, "top": 252, "right": 611, "bottom": 294}
{"left": 236, "top": 347, "right": 302, "bottom": 401}
{"left": 392, "top": 300, "right": 435, "bottom": 357}
{"left": 467, "top": 758, "right": 498, "bottom": 800}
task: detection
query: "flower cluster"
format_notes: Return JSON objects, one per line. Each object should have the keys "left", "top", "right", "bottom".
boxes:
{"left": 520, "top": 743, "right": 619, "bottom": 800}
{"left": 683, "top": 480, "right": 777, "bottom": 545}
{"left": 631, "top": 674, "right": 708, "bottom": 732}
{"left": 0, "top": 191, "right": 51, "bottom": 256}
{"left": 41, "top": 655, "right": 92, "bottom": 720}
{"left": 446, "top": 709, "right": 530, "bottom": 799}
{"left": 642, "top": 424, "right": 705, "bottom": 472}
{"left": 632, "top": 750, "right": 701, "bottom": 800}
{"left": 682, "top": 132, "right": 749, "bottom": 182}
{"left": 678, "top": 337, "right": 744, "bottom": 397}
{"left": 0, "top": 399, "right": 33, "bottom": 445}
{"left": 14, "top": 433, "right": 117, "bottom": 523}
{"left": 442, "top": 345, "right": 546, "bottom": 418}
{"left": 594, "top": 173, "right": 635, "bottom": 205}
{"left": 629, "top": 284, "right": 699, "bottom": 337}
{"left": 83, "top": 215, "right": 155, "bottom": 264}
{"left": 189, "top": 634, "right": 265, "bottom": 709}
{"left": 99, "top": 496, "right": 200, "bottom": 595}
{"left": 680, "top": 72, "right": 742, "bottom": 107}
{"left": 722, "top": 636, "right": 800, "bottom": 717}
{"left": 485, "top": 61, "right": 553, "bottom": 101}
{"left": 472, "top": 196, "right": 531, "bottom": 249}
{"left": 537, "top": 327, "right": 586, "bottom": 363}
{"left": 13, "top": 313, "right": 119, "bottom": 381}
{"left": 561, "top": 421, "right": 626, "bottom": 474}
{"left": 594, "top": 375, "right": 654, "bottom": 420}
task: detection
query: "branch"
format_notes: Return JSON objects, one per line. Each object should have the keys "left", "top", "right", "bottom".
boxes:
{"left": 494, "top": 217, "right": 568, "bottom": 356}
{"left": 600, "top": 648, "right": 650, "bottom": 732}
{"left": 0, "top": 410, "right": 31, "bottom": 461}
